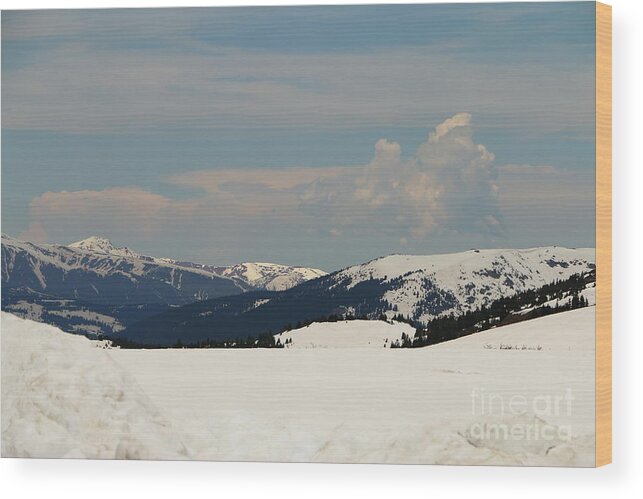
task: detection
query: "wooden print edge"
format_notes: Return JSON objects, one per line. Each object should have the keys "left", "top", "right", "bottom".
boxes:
{"left": 595, "top": 1, "right": 612, "bottom": 467}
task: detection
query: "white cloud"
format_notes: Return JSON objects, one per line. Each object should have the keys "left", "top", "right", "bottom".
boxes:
{"left": 22, "top": 115, "right": 592, "bottom": 250}
{"left": 413, "top": 111, "right": 499, "bottom": 235}
{"left": 432, "top": 112, "right": 472, "bottom": 141}
{"left": 298, "top": 113, "right": 501, "bottom": 239}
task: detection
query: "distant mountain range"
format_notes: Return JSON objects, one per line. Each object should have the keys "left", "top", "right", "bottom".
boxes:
{"left": 1, "top": 235, "right": 326, "bottom": 335}
{"left": 2, "top": 235, "right": 595, "bottom": 346}
{"left": 118, "top": 247, "right": 595, "bottom": 347}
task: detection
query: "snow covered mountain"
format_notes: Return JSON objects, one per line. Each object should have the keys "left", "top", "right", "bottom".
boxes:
{"left": 121, "top": 246, "right": 595, "bottom": 347}
{"left": 157, "top": 259, "right": 326, "bottom": 291}
{"left": 1, "top": 234, "right": 245, "bottom": 306}
{"left": 214, "top": 262, "right": 326, "bottom": 291}
{"left": 2, "top": 235, "right": 327, "bottom": 299}
{"left": 1, "top": 235, "right": 326, "bottom": 335}
{"left": 329, "top": 247, "right": 595, "bottom": 323}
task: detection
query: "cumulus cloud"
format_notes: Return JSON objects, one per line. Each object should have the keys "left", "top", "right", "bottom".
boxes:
{"left": 23, "top": 114, "right": 506, "bottom": 246}
{"left": 299, "top": 112, "right": 501, "bottom": 239}
{"left": 432, "top": 112, "right": 474, "bottom": 141}
{"left": 414, "top": 112, "right": 499, "bottom": 235}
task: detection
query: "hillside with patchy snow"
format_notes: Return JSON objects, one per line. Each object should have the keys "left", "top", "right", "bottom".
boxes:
{"left": 122, "top": 246, "right": 595, "bottom": 346}
{"left": 333, "top": 247, "right": 595, "bottom": 323}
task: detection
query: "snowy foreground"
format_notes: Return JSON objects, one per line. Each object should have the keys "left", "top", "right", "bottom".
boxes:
{"left": 1, "top": 309, "right": 595, "bottom": 465}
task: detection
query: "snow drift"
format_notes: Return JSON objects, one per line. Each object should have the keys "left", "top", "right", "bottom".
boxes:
{"left": 1, "top": 313, "right": 188, "bottom": 459}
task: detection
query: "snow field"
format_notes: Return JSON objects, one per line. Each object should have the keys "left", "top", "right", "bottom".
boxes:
{"left": 274, "top": 319, "right": 415, "bottom": 348}
{"left": 2, "top": 308, "right": 595, "bottom": 465}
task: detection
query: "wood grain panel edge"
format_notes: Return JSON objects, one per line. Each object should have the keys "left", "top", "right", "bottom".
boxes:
{"left": 595, "top": 1, "right": 612, "bottom": 468}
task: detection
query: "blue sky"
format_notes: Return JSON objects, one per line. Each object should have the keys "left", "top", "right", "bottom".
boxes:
{"left": 1, "top": 3, "right": 596, "bottom": 270}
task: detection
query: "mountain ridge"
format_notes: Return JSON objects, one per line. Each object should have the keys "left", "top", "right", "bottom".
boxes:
{"left": 2, "top": 234, "right": 327, "bottom": 294}
{"left": 1, "top": 234, "right": 328, "bottom": 335}
{"left": 119, "top": 246, "right": 595, "bottom": 346}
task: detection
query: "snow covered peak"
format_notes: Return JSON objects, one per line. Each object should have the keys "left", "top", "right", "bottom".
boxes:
{"left": 217, "top": 262, "right": 327, "bottom": 291}
{"left": 69, "top": 236, "right": 116, "bottom": 251}
{"left": 69, "top": 236, "right": 139, "bottom": 258}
